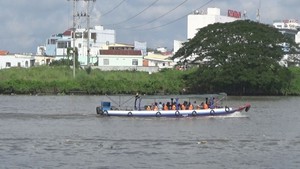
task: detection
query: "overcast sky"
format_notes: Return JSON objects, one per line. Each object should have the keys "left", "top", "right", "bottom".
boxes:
{"left": 0, "top": 0, "right": 299, "bottom": 53}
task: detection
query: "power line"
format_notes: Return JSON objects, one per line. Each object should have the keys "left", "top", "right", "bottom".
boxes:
{"left": 101, "top": 0, "right": 126, "bottom": 17}
{"left": 124, "top": 0, "right": 188, "bottom": 30}
{"left": 135, "top": 0, "right": 215, "bottom": 31}
{"left": 105, "top": 0, "right": 159, "bottom": 26}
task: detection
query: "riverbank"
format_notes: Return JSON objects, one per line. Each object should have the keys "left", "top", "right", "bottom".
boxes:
{"left": 1, "top": 66, "right": 300, "bottom": 95}
{"left": 0, "top": 66, "right": 191, "bottom": 95}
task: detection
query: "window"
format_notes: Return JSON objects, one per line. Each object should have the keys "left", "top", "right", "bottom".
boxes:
{"left": 75, "top": 32, "right": 82, "bottom": 38}
{"left": 78, "top": 43, "right": 82, "bottom": 48}
{"left": 48, "top": 39, "right": 57, "bottom": 44}
{"left": 57, "top": 41, "right": 69, "bottom": 48}
{"left": 132, "top": 59, "right": 138, "bottom": 66}
{"left": 6, "top": 62, "right": 11, "bottom": 67}
{"left": 18, "top": 62, "right": 21, "bottom": 67}
{"left": 91, "top": 33, "right": 96, "bottom": 40}
{"left": 103, "top": 59, "right": 109, "bottom": 65}
{"left": 84, "top": 32, "right": 88, "bottom": 39}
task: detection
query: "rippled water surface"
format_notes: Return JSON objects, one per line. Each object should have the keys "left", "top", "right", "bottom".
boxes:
{"left": 0, "top": 95, "right": 299, "bottom": 169}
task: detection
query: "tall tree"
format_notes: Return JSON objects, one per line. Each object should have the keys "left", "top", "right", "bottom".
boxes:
{"left": 173, "top": 20, "right": 299, "bottom": 95}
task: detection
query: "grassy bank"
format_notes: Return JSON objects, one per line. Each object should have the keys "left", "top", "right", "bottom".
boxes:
{"left": 286, "top": 66, "right": 300, "bottom": 95}
{"left": 1, "top": 66, "right": 300, "bottom": 95}
{"left": 0, "top": 66, "right": 192, "bottom": 95}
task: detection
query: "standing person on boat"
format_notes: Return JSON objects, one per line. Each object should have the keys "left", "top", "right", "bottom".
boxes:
{"left": 134, "top": 93, "right": 140, "bottom": 110}
{"left": 210, "top": 97, "right": 215, "bottom": 109}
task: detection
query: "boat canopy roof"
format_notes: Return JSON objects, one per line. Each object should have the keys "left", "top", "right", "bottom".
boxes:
{"left": 138, "top": 93, "right": 227, "bottom": 99}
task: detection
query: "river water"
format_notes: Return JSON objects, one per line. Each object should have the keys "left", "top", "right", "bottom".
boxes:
{"left": 0, "top": 95, "right": 299, "bottom": 169}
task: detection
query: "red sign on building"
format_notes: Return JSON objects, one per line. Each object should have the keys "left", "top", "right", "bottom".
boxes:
{"left": 228, "top": 10, "right": 241, "bottom": 18}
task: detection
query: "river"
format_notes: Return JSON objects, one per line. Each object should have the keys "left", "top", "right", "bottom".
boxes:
{"left": 0, "top": 95, "right": 299, "bottom": 169}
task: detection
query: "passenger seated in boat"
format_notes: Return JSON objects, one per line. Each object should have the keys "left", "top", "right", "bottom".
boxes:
{"left": 171, "top": 104, "right": 176, "bottom": 110}
{"left": 200, "top": 102, "right": 204, "bottom": 109}
{"left": 158, "top": 102, "right": 163, "bottom": 111}
{"left": 163, "top": 104, "right": 168, "bottom": 110}
{"left": 153, "top": 102, "right": 158, "bottom": 111}
{"left": 146, "top": 105, "right": 151, "bottom": 111}
{"left": 203, "top": 102, "right": 208, "bottom": 109}
{"left": 188, "top": 102, "right": 194, "bottom": 110}
{"left": 181, "top": 104, "right": 186, "bottom": 110}
{"left": 166, "top": 102, "right": 171, "bottom": 110}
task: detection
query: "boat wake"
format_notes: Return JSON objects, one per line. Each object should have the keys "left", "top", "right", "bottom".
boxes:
{"left": 213, "top": 111, "right": 249, "bottom": 118}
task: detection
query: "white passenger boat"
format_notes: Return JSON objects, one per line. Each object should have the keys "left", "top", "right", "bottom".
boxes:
{"left": 96, "top": 93, "right": 251, "bottom": 117}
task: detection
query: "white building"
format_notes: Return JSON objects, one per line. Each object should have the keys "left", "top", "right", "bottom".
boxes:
{"left": 273, "top": 19, "right": 300, "bottom": 31}
{"left": 273, "top": 19, "right": 300, "bottom": 67}
{"left": 0, "top": 53, "right": 34, "bottom": 69}
{"left": 144, "top": 52, "right": 174, "bottom": 70}
{"left": 273, "top": 19, "right": 300, "bottom": 43}
{"left": 173, "top": 7, "right": 241, "bottom": 63}
{"left": 42, "top": 25, "right": 115, "bottom": 65}
{"left": 97, "top": 44, "right": 143, "bottom": 71}
{"left": 296, "top": 32, "right": 300, "bottom": 44}
{"left": 187, "top": 8, "right": 240, "bottom": 39}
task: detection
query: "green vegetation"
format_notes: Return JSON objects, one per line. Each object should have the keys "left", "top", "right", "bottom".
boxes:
{"left": 173, "top": 20, "right": 300, "bottom": 95}
{"left": 287, "top": 66, "right": 300, "bottom": 95}
{"left": 2, "top": 21, "right": 300, "bottom": 96}
{"left": 0, "top": 66, "right": 191, "bottom": 95}
{"left": 0, "top": 66, "right": 300, "bottom": 95}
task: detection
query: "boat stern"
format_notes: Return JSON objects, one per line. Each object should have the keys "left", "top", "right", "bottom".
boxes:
{"left": 96, "top": 101, "right": 111, "bottom": 115}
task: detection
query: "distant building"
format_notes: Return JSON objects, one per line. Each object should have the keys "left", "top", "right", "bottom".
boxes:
{"left": 134, "top": 41, "right": 147, "bottom": 56}
{"left": 173, "top": 7, "right": 241, "bottom": 63}
{"left": 41, "top": 25, "right": 115, "bottom": 65}
{"left": 34, "top": 55, "right": 55, "bottom": 66}
{"left": 144, "top": 52, "right": 174, "bottom": 70}
{"left": 187, "top": 7, "right": 240, "bottom": 39}
{"left": 273, "top": 19, "right": 300, "bottom": 67}
{"left": 97, "top": 43, "right": 143, "bottom": 71}
{"left": 273, "top": 19, "right": 300, "bottom": 42}
{"left": 0, "top": 53, "right": 34, "bottom": 69}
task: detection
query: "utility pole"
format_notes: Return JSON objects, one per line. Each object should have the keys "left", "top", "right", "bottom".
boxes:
{"left": 72, "top": 0, "right": 76, "bottom": 78}
{"left": 68, "top": 0, "right": 96, "bottom": 77}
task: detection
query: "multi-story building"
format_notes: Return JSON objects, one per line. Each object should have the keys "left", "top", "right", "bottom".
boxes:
{"left": 273, "top": 19, "right": 300, "bottom": 67}
{"left": 42, "top": 25, "right": 115, "bottom": 65}
{"left": 187, "top": 7, "right": 240, "bottom": 39}
{"left": 273, "top": 19, "right": 300, "bottom": 43}
{"left": 174, "top": 7, "right": 241, "bottom": 63}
